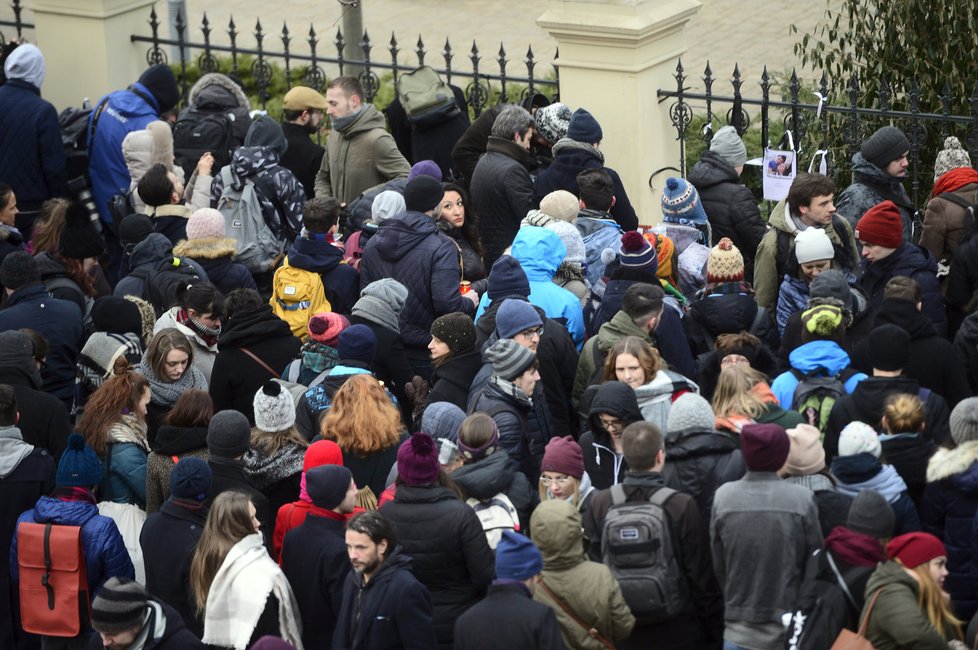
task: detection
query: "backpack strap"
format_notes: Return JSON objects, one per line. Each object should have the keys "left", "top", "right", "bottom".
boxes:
{"left": 824, "top": 550, "right": 858, "bottom": 611}
{"left": 937, "top": 191, "right": 974, "bottom": 211}
{"left": 538, "top": 579, "right": 616, "bottom": 650}
{"left": 86, "top": 96, "right": 112, "bottom": 149}
{"left": 748, "top": 306, "right": 768, "bottom": 336}
{"left": 610, "top": 483, "right": 627, "bottom": 506}
{"left": 648, "top": 486, "right": 677, "bottom": 507}
{"left": 42, "top": 523, "right": 55, "bottom": 609}
{"left": 857, "top": 588, "right": 885, "bottom": 639}
{"left": 286, "top": 359, "right": 302, "bottom": 383}
{"left": 240, "top": 348, "right": 279, "bottom": 379}
{"left": 307, "top": 367, "right": 332, "bottom": 389}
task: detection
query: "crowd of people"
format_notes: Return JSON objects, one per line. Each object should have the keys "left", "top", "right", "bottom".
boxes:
{"left": 3, "top": 39, "right": 978, "bottom": 650}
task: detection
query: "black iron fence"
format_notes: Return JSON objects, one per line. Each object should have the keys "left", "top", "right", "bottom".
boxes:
{"left": 0, "top": 0, "right": 33, "bottom": 46}
{"left": 130, "top": 7, "right": 558, "bottom": 117}
{"left": 657, "top": 59, "right": 978, "bottom": 211}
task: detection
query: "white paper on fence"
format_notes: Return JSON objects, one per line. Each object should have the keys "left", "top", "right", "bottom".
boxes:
{"left": 97, "top": 501, "right": 147, "bottom": 584}
{"left": 762, "top": 148, "right": 797, "bottom": 201}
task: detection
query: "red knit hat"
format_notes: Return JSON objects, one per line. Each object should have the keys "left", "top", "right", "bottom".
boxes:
{"left": 886, "top": 532, "right": 946, "bottom": 568}
{"left": 303, "top": 439, "right": 344, "bottom": 472}
{"left": 541, "top": 436, "right": 584, "bottom": 479}
{"left": 307, "top": 312, "right": 350, "bottom": 347}
{"left": 855, "top": 200, "right": 903, "bottom": 248}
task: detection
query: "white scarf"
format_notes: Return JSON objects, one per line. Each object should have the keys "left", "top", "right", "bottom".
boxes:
{"left": 202, "top": 534, "right": 304, "bottom": 650}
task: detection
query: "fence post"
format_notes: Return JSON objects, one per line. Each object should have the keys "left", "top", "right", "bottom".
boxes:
{"left": 537, "top": 0, "right": 701, "bottom": 225}
{"left": 31, "top": 0, "right": 154, "bottom": 112}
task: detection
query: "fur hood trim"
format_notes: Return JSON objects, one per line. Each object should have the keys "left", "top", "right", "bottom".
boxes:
{"left": 124, "top": 295, "right": 157, "bottom": 344}
{"left": 927, "top": 440, "right": 978, "bottom": 482}
{"left": 188, "top": 72, "right": 250, "bottom": 109}
{"left": 173, "top": 237, "right": 237, "bottom": 260}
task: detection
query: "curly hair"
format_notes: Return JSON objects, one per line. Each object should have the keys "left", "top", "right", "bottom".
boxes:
{"left": 76, "top": 371, "right": 150, "bottom": 456}
{"left": 319, "top": 374, "right": 403, "bottom": 455}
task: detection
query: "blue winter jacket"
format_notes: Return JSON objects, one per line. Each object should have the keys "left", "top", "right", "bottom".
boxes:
{"left": 776, "top": 275, "right": 809, "bottom": 336}
{"left": 0, "top": 79, "right": 68, "bottom": 209}
{"left": 770, "top": 340, "right": 866, "bottom": 408}
{"left": 10, "top": 494, "right": 135, "bottom": 596}
{"left": 100, "top": 441, "right": 148, "bottom": 509}
{"left": 287, "top": 236, "right": 360, "bottom": 315}
{"left": 831, "top": 452, "right": 921, "bottom": 535}
{"left": 88, "top": 82, "right": 163, "bottom": 225}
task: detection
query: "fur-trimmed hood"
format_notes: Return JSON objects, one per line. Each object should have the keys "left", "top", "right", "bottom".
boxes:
{"left": 187, "top": 72, "right": 250, "bottom": 110}
{"left": 123, "top": 295, "right": 157, "bottom": 344}
{"left": 927, "top": 440, "right": 978, "bottom": 485}
{"left": 173, "top": 237, "right": 237, "bottom": 261}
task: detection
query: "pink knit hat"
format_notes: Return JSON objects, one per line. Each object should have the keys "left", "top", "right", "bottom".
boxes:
{"left": 186, "top": 208, "right": 226, "bottom": 240}
{"left": 307, "top": 312, "right": 349, "bottom": 346}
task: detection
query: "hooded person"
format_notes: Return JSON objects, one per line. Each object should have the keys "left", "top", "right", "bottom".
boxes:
{"left": 775, "top": 226, "right": 837, "bottom": 335}
{"left": 173, "top": 207, "right": 258, "bottom": 296}
{"left": 177, "top": 72, "right": 253, "bottom": 174}
{"left": 920, "top": 136, "right": 978, "bottom": 269}
{"left": 580, "top": 381, "right": 645, "bottom": 489}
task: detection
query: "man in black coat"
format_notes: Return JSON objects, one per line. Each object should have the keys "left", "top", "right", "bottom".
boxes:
{"left": 454, "top": 531, "right": 565, "bottom": 650}
{"left": 385, "top": 82, "right": 470, "bottom": 180}
{"left": 282, "top": 465, "right": 355, "bottom": 650}
{"left": 209, "top": 288, "right": 301, "bottom": 424}
{"left": 139, "top": 457, "right": 211, "bottom": 637}
{"left": 279, "top": 86, "right": 327, "bottom": 199}
{"left": 334, "top": 511, "right": 436, "bottom": 650}
{"left": 204, "top": 410, "right": 272, "bottom": 539}
{"left": 87, "top": 577, "right": 204, "bottom": 650}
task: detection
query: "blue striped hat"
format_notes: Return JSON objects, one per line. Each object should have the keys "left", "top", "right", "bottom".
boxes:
{"left": 661, "top": 177, "right": 709, "bottom": 225}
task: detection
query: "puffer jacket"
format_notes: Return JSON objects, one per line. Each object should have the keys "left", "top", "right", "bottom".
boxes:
{"left": 633, "top": 370, "right": 699, "bottom": 431}
{"left": 830, "top": 453, "right": 921, "bottom": 535}
{"left": 379, "top": 484, "right": 495, "bottom": 650}
{"left": 314, "top": 103, "right": 410, "bottom": 205}
{"left": 532, "top": 138, "right": 638, "bottom": 232}
{"left": 113, "top": 232, "right": 210, "bottom": 301}
{"left": 470, "top": 379, "right": 540, "bottom": 481}
{"left": 359, "top": 210, "right": 476, "bottom": 350}
{"left": 776, "top": 275, "right": 810, "bottom": 336}
{"left": 153, "top": 306, "right": 218, "bottom": 381}
{"left": 685, "top": 283, "right": 780, "bottom": 355}
{"left": 836, "top": 152, "right": 914, "bottom": 241}
{"left": 531, "top": 500, "right": 635, "bottom": 650}
{"left": 861, "top": 560, "right": 955, "bottom": 650}
{"left": 770, "top": 339, "right": 866, "bottom": 409}
{"left": 470, "top": 136, "right": 535, "bottom": 268}
{"left": 662, "top": 427, "right": 746, "bottom": 517}
{"left": 286, "top": 235, "right": 360, "bottom": 315}
{"left": 100, "top": 433, "right": 149, "bottom": 508}
{"left": 922, "top": 440, "right": 978, "bottom": 620}
{"left": 858, "top": 242, "right": 947, "bottom": 337}
{"left": 920, "top": 181, "right": 978, "bottom": 266}
{"left": 580, "top": 382, "right": 644, "bottom": 489}
{"left": 688, "top": 150, "right": 766, "bottom": 278}
{"left": 209, "top": 145, "right": 305, "bottom": 241}
{"left": 452, "top": 451, "right": 538, "bottom": 533}
{"left": 172, "top": 237, "right": 257, "bottom": 296}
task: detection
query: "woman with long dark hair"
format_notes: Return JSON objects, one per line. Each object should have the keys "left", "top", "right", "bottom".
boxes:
{"left": 438, "top": 182, "right": 486, "bottom": 288}
{"left": 152, "top": 282, "right": 223, "bottom": 381}
{"left": 0, "top": 181, "right": 26, "bottom": 265}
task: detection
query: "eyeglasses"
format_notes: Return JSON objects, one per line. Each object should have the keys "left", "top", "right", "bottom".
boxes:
{"left": 517, "top": 326, "right": 544, "bottom": 338}
{"left": 540, "top": 475, "right": 573, "bottom": 487}
{"left": 720, "top": 355, "right": 750, "bottom": 367}
{"left": 598, "top": 416, "right": 625, "bottom": 431}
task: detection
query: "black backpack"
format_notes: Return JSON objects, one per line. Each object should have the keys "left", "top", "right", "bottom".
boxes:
{"left": 784, "top": 549, "right": 869, "bottom": 650}
{"left": 173, "top": 108, "right": 235, "bottom": 180}
{"left": 775, "top": 215, "right": 856, "bottom": 280}
{"left": 132, "top": 256, "right": 201, "bottom": 318}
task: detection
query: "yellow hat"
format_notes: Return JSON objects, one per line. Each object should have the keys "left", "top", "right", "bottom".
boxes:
{"left": 283, "top": 86, "right": 328, "bottom": 111}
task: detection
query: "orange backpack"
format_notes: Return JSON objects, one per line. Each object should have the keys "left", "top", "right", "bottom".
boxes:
{"left": 17, "top": 522, "right": 91, "bottom": 637}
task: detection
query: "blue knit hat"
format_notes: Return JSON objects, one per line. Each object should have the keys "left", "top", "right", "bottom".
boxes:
{"left": 338, "top": 324, "right": 377, "bottom": 364}
{"left": 487, "top": 256, "right": 531, "bottom": 301}
{"left": 57, "top": 433, "right": 103, "bottom": 488}
{"left": 169, "top": 457, "right": 212, "bottom": 501}
{"left": 495, "top": 530, "right": 543, "bottom": 580}
{"left": 567, "top": 108, "right": 603, "bottom": 144}
{"left": 660, "top": 177, "right": 709, "bottom": 225}
{"left": 496, "top": 299, "right": 543, "bottom": 338}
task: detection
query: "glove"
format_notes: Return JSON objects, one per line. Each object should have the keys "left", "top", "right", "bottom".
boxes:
{"left": 404, "top": 375, "right": 430, "bottom": 424}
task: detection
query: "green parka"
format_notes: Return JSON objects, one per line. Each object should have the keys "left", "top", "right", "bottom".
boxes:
{"left": 861, "top": 560, "right": 957, "bottom": 650}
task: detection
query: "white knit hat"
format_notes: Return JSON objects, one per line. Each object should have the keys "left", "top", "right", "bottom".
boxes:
{"left": 838, "top": 421, "right": 881, "bottom": 458}
{"left": 253, "top": 380, "right": 296, "bottom": 432}
{"left": 794, "top": 227, "right": 835, "bottom": 265}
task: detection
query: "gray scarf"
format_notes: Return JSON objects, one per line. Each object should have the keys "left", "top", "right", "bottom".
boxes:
{"left": 783, "top": 473, "right": 835, "bottom": 493}
{"left": 0, "top": 426, "right": 33, "bottom": 479}
{"left": 136, "top": 358, "right": 208, "bottom": 408}
{"left": 331, "top": 105, "right": 366, "bottom": 134}
{"left": 489, "top": 375, "right": 532, "bottom": 407}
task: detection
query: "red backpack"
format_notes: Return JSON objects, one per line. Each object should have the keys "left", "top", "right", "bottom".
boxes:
{"left": 17, "top": 522, "right": 91, "bottom": 637}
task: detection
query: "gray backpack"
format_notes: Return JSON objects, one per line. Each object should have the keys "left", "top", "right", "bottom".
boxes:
{"left": 216, "top": 166, "right": 284, "bottom": 274}
{"left": 601, "top": 485, "right": 688, "bottom": 624}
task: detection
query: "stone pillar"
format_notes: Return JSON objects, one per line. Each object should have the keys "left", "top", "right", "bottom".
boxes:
{"left": 32, "top": 0, "right": 155, "bottom": 112}
{"left": 537, "top": 0, "right": 701, "bottom": 225}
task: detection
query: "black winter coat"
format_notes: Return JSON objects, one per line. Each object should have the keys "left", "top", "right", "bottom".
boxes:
{"left": 281, "top": 512, "right": 350, "bottom": 650}
{"left": 427, "top": 350, "right": 484, "bottom": 414}
{"left": 685, "top": 289, "right": 780, "bottom": 356}
{"left": 359, "top": 211, "right": 476, "bottom": 352}
{"left": 139, "top": 498, "right": 207, "bottom": 637}
{"left": 851, "top": 298, "right": 970, "bottom": 408}
{"left": 344, "top": 435, "right": 405, "bottom": 500}
{"left": 195, "top": 254, "right": 258, "bottom": 296}
{"left": 379, "top": 484, "right": 495, "bottom": 649}
{"left": 454, "top": 583, "right": 566, "bottom": 650}
{"left": 452, "top": 451, "right": 539, "bottom": 533}
{"left": 333, "top": 550, "right": 437, "bottom": 650}
{"left": 209, "top": 305, "right": 301, "bottom": 424}
{"left": 471, "top": 379, "right": 542, "bottom": 482}
{"left": 857, "top": 242, "right": 947, "bottom": 337}
{"left": 688, "top": 150, "right": 766, "bottom": 277}
{"left": 451, "top": 105, "right": 504, "bottom": 189}
{"left": 955, "top": 310, "right": 978, "bottom": 394}
{"left": 0, "top": 365, "right": 71, "bottom": 461}
{"left": 348, "top": 315, "right": 414, "bottom": 412}
{"left": 580, "top": 382, "right": 645, "bottom": 490}
{"left": 470, "top": 137, "right": 534, "bottom": 268}
{"left": 661, "top": 427, "right": 746, "bottom": 517}
{"left": 280, "top": 121, "right": 325, "bottom": 199}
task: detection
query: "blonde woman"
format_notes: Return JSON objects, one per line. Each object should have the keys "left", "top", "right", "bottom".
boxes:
{"left": 711, "top": 364, "right": 803, "bottom": 433}
{"left": 537, "top": 435, "right": 595, "bottom": 516}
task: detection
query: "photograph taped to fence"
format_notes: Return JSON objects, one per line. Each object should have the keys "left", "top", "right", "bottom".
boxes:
{"left": 763, "top": 149, "right": 796, "bottom": 201}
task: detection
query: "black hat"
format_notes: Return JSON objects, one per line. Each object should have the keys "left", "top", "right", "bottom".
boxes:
{"left": 169, "top": 456, "right": 212, "bottom": 501}
{"left": 59, "top": 201, "right": 104, "bottom": 260}
{"left": 867, "top": 323, "right": 911, "bottom": 372}
{"left": 137, "top": 64, "right": 179, "bottom": 113}
{"left": 306, "top": 465, "right": 353, "bottom": 510}
{"left": 0, "top": 251, "right": 40, "bottom": 290}
{"left": 119, "top": 214, "right": 155, "bottom": 247}
{"left": 403, "top": 175, "right": 444, "bottom": 213}
{"left": 861, "top": 126, "right": 910, "bottom": 170}
{"left": 92, "top": 296, "right": 143, "bottom": 336}
{"left": 207, "top": 410, "right": 252, "bottom": 458}
{"left": 430, "top": 312, "right": 476, "bottom": 355}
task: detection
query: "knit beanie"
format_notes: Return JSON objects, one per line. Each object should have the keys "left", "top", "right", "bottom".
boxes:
{"left": 534, "top": 102, "right": 572, "bottom": 145}
{"left": 793, "top": 227, "right": 834, "bottom": 264}
{"left": 867, "top": 323, "right": 911, "bottom": 372}
{"left": 838, "top": 421, "right": 882, "bottom": 458}
{"left": 338, "top": 324, "right": 377, "bottom": 364}
{"left": 407, "top": 160, "right": 442, "bottom": 182}
{"left": 861, "top": 126, "right": 910, "bottom": 171}
{"left": 371, "top": 190, "right": 406, "bottom": 222}
{"left": 119, "top": 213, "right": 155, "bottom": 247}
{"left": 485, "top": 338, "right": 536, "bottom": 381}
{"left": 710, "top": 125, "right": 747, "bottom": 168}
{"left": 303, "top": 439, "right": 344, "bottom": 472}
{"left": 705, "top": 237, "right": 744, "bottom": 282}
{"left": 809, "top": 270, "right": 852, "bottom": 311}
{"left": 566, "top": 108, "right": 603, "bottom": 144}
{"left": 0, "top": 330, "right": 42, "bottom": 388}
{"left": 308, "top": 312, "right": 349, "bottom": 346}
{"left": 855, "top": 201, "right": 903, "bottom": 249}
{"left": 137, "top": 64, "right": 179, "bottom": 112}
{"left": 487, "top": 256, "right": 531, "bottom": 301}
{"left": 306, "top": 464, "right": 353, "bottom": 510}
{"left": 430, "top": 312, "right": 476, "bottom": 355}
{"left": 495, "top": 530, "right": 543, "bottom": 580}
{"left": 403, "top": 175, "right": 444, "bottom": 213}
{"left": 457, "top": 417, "right": 500, "bottom": 462}
{"left": 397, "top": 432, "right": 441, "bottom": 486}
{"left": 353, "top": 279, "right": 408, "bottom": 331}
{"left": 56, "top": 433, "right": 103, "bottom": 488}
{"left": 739, "top": 423, "right": 790, "bottom": 472}
{"left": 91, "top": 296, "right": 143, "bottom": 336}
{"left": 90, "top": 577, "right": 149, "bottom": 634}
{"left": 783, "top": 424, "right": 826, "bottom": 475}
{"left": 660, "top": 177, "right": 709, "bottom": 225}
{"left": 539, "top": 190, "right": 580, "bottom": 223}
{"left": 886, "top": 532, "right": 946, "bottom": 569}
{"left": 619, "top": 231, "right": 658, "bottom": 271}
{"left": 495, "top": 299, "right": 543, "bottom": 339}
{"left": 253, "top": 380, "right": 296, "bottom": 432}
{"left": 934, "top": 136, "right": 973, "bottom": 182}
{"left": 950, "top": 397, "right": 978, "bottom": 445}
{"left": 0, "top": 251, "right": 40, "bottom": 290}
{"left": 546, "top": 221, "right": 586, "bottom": 265}
{"left": 3, "top": 43, "right": 44, "bottom": 88}
{"left": 207, "top": 410, "right": 252, "bottom": 458}
{"left": 186, "top": 208, "right": 226, "bottom": 240}
{"left": 169, "top": 456, "right": 211, "bottom": 501}
{"left": 245, "top": 116, "right": 288, "bottom": 155}
{"left": 60, "top": 201, "right": 105, "bottom": 260}
{"left": 666, "top": 393, "right": 715, "bottom": 433}
{"left": 540, "top": 436, "right": 584, "bottom": 479}
{"left": 847, "top": 489, "right": 895, "bottom": 539}
{"left": 801, "top": 304, "right": 845, "bottom": 343}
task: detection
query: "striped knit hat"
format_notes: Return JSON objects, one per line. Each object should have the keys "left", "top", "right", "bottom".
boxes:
{"left": 619, "top": 231, "right": 658, "bottom": 270}
{"left": 485, "top": 338, "right": 536, "bottom": 381}
{"left": 660, "top": 177, "right": 709, "bottom": 224}
{"left": 91, "top": 578, "right": 149, "bottom": 633}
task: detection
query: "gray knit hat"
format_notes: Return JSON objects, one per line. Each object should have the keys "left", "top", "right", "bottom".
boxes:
{"left": 846, "top": 489, "right": 895, "bottom": 539}
{"left": 861, "top": 126, "right": 910, "bottom": 170}
{"left": 352, "top": 279, "right": 408, "bottom": 332}
{"left": 0, "top": 251, "right": 41, "bottom": 291}
{"left": 950, "top": 397, "right": 978, "bottom": 445}
{"left": 934, "top": 136, "right": 973, "bottom": 182}
{"left": 485, "top": 338, "right": 536, "bottom": 381}
{"left": 90, "top": 577, "right": 149, "bottom": 634}
{"left": 207, "top": 410, "right": 252, "bottom": 458}
{"left": 709, "top": 125, "right": 747, "bottom": 168}
{"left": 253, "top": 380, "right": 296, "bottom": 432}
{"left": 666, "top": 393, "right": 714, "bottom": 433}
{"left": 371, "top": 190, "right": 406, "bottom": 222}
